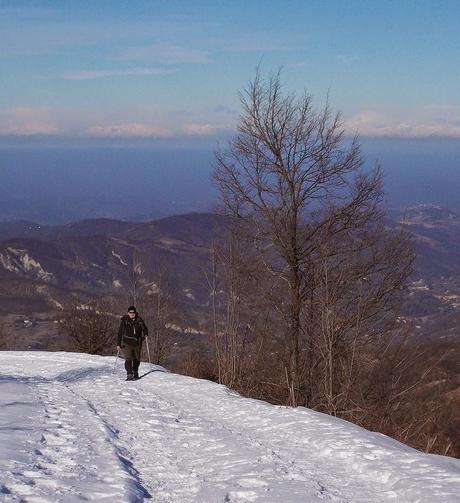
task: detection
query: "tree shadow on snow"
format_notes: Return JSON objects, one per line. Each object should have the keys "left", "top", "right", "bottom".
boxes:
{"left": 138, "top": 368, "right": 165, "bottom": 380}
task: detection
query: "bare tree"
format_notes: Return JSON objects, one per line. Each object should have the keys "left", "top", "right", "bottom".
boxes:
{"left": 207, "top": 242, "right": 223, "bottom": 382}
{"left": 208, "top": 232, "right": 256, "bottom": 388}
{"left": 300, "top": 217, "right": 413, "bottom": 413}
{"left": 214, "top": 70, "right": 413, "bottom": 406}
{"left": 0, "top": 323, "right": 6, "bottom": 349}
{"left": 127, "top": 248, "right": 143, "bottom": 306}
{"left": 349, "top": 331, "right": 460, "bottom": 456}
{"left": 145, "top": 270, "right": 176, "bottom": 365}
{"left": 61, "top": 300, "right": 116, "bottom": 355}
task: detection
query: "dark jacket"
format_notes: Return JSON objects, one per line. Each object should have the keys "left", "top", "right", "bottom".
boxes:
{"left": 117, "top": 315, "right": 148, "bottom": 347}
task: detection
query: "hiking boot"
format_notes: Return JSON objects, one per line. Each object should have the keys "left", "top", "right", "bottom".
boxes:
{"left": 133, "top": 372, "right": 139, "bottom": 380}
{"left": 126, "top": 373, "right": 135, "bottom": 381}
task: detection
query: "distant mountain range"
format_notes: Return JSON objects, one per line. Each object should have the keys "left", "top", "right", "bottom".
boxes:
{"left": 0, "top": 213, "right": 225, "bottom": 317}
{"left": 392, "top": 204, "right": 460, "bottom": 278}
{"left": 1, "top": 205, "right": 460, "bottom": 342}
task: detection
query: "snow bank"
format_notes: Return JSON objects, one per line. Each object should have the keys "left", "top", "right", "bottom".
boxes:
{"left": 0, "top": 351, "right": 459, "bottom": 502}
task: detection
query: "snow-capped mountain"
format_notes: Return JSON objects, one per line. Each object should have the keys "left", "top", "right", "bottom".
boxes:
{"left": 1, "top": 352, "right": 459, "bottom": 502}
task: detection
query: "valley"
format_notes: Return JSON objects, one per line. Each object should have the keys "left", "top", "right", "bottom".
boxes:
{"left": 2, "top": 205, "right": 460, "bottom": 349}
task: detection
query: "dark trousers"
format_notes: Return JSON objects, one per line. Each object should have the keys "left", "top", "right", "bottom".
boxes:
{"left": 123, "top": 343, "right": 142, "bottom": 375}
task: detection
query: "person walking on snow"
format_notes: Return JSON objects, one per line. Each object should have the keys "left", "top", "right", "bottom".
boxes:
{"left": 117, "top": 305, "right": 148, "bottom": 381}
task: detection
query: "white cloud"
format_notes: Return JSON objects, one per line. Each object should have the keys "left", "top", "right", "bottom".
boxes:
{"left": 345, "top": 106, "right": 460, "bottom": 139}
{"left": 0, "top": 107, "right": 61, "bottom": 135}
{"left": 86, "top": 121, "right": 233, "bottom": 139}
{"left": 59, "top": 67, "right": 178, "bottom": 80}
{"left": 0, "top": 104, "right": 237, "bottom": 139}
{"left": 181, "top": 123, "right": 233, "bottom": 136}
{"left": 86, "top": 123, "right": 173, "bottom": 138}
{"left": 2, "top": 104, "right": 459, "bottom": 141}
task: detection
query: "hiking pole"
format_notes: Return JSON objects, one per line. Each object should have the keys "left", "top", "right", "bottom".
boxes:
{"left": 145, "top": 337, "right": 151, "bottom": 365}
{"left": 113, "top": 347, "right": 120, "bottom": 372}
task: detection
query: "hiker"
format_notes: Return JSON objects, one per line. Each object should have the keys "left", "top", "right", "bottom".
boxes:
{"left": 117, "top": 305, "right": 148, "bottom": 381}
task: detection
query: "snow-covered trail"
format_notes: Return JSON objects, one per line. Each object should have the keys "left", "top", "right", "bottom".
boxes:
{"left": 1, "top": 352, "right": 459, "bottom": 503}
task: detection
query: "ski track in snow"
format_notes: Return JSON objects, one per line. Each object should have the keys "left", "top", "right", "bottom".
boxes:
{"left": 0, "top": 352, "right": 459, "bottom": 503}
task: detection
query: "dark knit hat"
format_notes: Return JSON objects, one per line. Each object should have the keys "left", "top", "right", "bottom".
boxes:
{"left": 127, "top": 305, "right": 136, "bottom": 313}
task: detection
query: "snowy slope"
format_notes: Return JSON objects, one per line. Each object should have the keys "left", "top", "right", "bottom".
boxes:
{"left": 0, "top": 352, "right": 459, "bottom": 503}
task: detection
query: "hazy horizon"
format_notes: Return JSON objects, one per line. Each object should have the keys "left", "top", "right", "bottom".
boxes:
{"left": 2, "top": 2, "right": 459, "bottom": 224}
{"left": 1, "top": 138, "right": 459, "bottom": 225}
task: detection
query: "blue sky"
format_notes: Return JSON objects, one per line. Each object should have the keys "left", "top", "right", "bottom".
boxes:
{"left": 1, "top": 0, "right": 460, "bottom": 141}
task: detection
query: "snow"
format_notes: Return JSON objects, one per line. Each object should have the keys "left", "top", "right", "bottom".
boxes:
{"left": 0, "top": 352, "right": 459, "bottom": 503}
{"left": 183, "top": 289, "right": 195, "bottom": 301}
{"left": 49, "top": 298, "right": 64, "bottom": 310}
{"left": 111, "top": 250, "right": 128, "bottom": 266}
{"left": 0, "top": 248, "right": 54, "bottom": 282}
